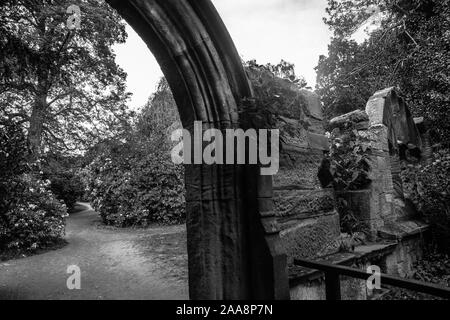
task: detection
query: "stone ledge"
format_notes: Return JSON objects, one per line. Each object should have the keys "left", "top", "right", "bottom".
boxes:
{"left": 288, "top": 242, "right": 398, "bottom": 288}
{"left": 329, "top": 109, "right": 369, "bottom": 129}
{"left": 377, "top": 220, "right": 429, "bottom": 241}
{"left": 277, "top": 210, "right": 337, "bottom": 227}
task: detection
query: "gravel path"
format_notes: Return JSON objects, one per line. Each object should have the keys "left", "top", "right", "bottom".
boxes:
{"left": 0, "top": 203, "right": 188, "bottom": 300}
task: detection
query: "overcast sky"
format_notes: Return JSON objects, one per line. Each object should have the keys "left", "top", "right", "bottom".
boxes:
{"left": 113, "top": 0, "right": 333, "bottom": 110}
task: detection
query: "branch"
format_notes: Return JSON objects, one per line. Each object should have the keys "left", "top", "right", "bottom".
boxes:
{"left": 403, "top": 20, "right": 419, "bottom": 47}
{"left": 47, "top": 89, "right": 75, "bottom": 107}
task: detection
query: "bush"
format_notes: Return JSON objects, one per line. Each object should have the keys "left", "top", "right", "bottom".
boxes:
{"left": 0, "top": 120, "right": 67, "bottom": 254}
{"left": 87, "top": 77, "right": 185, "bottom": 227}
{"left": 382, "top": 249, "right": 450, "bottom": 300}
{"left": 412, "top": 150, "right": 450, "bottom": 253}
{"left": 89, "top": 142, "right": 185, "bottom": 227}
{"left": 42, "top": 155, "right": 86, "bottom": 210}
{"left": 0, "top": 174, "right": 67, "bottom": 252}
{"left": 321, "top": 125, "right": 372, "bottom": 235}
{"left": 45, "top": 170, "right": 85, "bottom": 210}
{"left": 327, "top": 125, "right": 372, "bottom": 192}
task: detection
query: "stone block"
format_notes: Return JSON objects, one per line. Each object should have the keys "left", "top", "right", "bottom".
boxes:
{"left": 366, "top": 96, "right": 386, "bottom": 126}
{"left": 329, "top": 109, "right": 369, "bottom": 129}
{"left": 279, "top": 212, "right": 340, "bottom": 263}
{"left": 275, "top": 151, "right": 324, "bottom": 189}
{"left": 290, "top": 280, "right": 326, "bottom": 300}
{"left": 366, "top": 125, "right": 390, "bottom": 152}
{"left": 274, "top": 189, "right": 335, "bottom": 218}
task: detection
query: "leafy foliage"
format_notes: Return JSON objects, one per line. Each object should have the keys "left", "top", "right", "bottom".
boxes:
{"left": 87, "top": 78, "right": 185, "bottom": 227}
{"left": 402, "top": 150, "right": 450, "bottom": 253}
{"left": 0, "top": 0, "right": 132, "bottom": 157}
{"left": 0, "top": 174, "right": 67, "bottom": 253}
{"left": 0, "top": 119, "right": 67, "bottom": 253}
{"left": 328, "top": 125, "right": 372, "bottom": 191}
{"left": 317, "top": 0, "right": 450, "bottom": 145}
{"left": 336, "top": 197, "right": 369, "bottom": 235}
{"left": 240, "top": 60, "right": 309, "bottom": 129}
{"left": 323, "top": 121, "right": 372, "bottom": 235}
{"left": 42, "top": 154, "right": 85, "bottom": 210}
{"left": 382, "top": 249, "right": 449, "bottom": 300}
{"left": 89, "top": 147, "right": 185, "bottom": 227}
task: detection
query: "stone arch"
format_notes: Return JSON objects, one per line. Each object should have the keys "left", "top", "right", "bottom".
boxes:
{"left": 106, "top": 0, "right": 289, "bottom": 300}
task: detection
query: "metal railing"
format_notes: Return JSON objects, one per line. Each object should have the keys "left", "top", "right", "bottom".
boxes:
{"left": 294, "top": 258, "right": 450, "bottom": 300}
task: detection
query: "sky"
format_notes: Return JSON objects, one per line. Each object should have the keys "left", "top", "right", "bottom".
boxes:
{"left": 113, "top": 0, "right": 334, "bottom": 110}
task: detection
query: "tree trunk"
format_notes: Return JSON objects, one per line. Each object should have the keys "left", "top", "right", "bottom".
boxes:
{"left": 28, "top": 94, "right": 47, "bottom": 162}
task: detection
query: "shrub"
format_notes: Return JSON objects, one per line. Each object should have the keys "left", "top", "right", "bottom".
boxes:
{"left": 0, "top": 174, "right": 67, "bottom": 252}
{"left": 322, "top": 125, "right": 372, "bottom": 235}
{"left": 0, "top": 119, "right": 29, "bottom": 213}
{"left": 88, "top": 142, "right": 185, "bottom": 227}
{"left": 45, "top": 170, "right": 85, "bottom": 210}
{"left": 0, "top": 120, "right": 67, "bottom": 254}
{"left": 327, "top": 126, "right": 372, "bottom": 192}
{"left": 411, "top": 150, "right": 450, "bottom": 253}
{"left": 42, "top": 155, "right": 86, "bottom": 210}
{"left": 87, "top": 77, "right": 185, "bottom": 227}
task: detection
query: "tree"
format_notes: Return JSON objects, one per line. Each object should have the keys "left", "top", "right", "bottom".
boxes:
{"left": 86, "top": 77, "right": 185, "bottom": 227}
{"left": 0, "top": 0, "right": 132, "bottom": 159}
{"left": 137, "top": 77, "right": 180, "bottom": 141}
{"left": 317, "top": 0, "right": 450, "bottom": 144}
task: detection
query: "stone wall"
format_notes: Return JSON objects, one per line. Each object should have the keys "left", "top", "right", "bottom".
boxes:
{"left": 272, "top": 86, "right": 340, "bottom": 264}
{"left": 328, "top": 88, "right": 428, "bottom": 239}
{"left": 287, "top": 88, "right": 431, "bottom": 300}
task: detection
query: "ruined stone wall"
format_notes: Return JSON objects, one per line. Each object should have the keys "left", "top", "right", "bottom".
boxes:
{"left": 272, "top": 88, "right": 340, "bottom": 263}
{"left": 329, "top": 88, "right": 428, "bottom": 239}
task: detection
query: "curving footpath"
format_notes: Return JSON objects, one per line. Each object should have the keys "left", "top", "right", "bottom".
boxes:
{"left": 0, "top": 203, "right": 188, "bottom": 300}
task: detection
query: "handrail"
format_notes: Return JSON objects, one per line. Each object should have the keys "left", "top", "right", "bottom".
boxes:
{"left": 294, "top": 258, "right": 450, "bottom": 300}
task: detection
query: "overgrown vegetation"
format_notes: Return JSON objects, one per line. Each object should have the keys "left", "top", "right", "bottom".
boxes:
{"left": 317, "top": 0, "right": 450, "bottom": 146}
{"left": 0, "top": 119, "right": 67, "bottom": 255}
{"left": 0, "top": 0, "right": 129, "bottom": 256}
{"left": 381, "top": 249, "right": 450, "bottom": 300}
{"left": 401, "top": 150, "right": 450, "bottom": 253}
{"left": 0, "top": 0, "right": 132, "bottom": 159}
{"left": 42, "top": 154, "right": 85, "bottom": 210}
{"left": 319, "top": 0, "right": 450, "bottom": 251}
{"left": 86, "top": 78, "right": 185, "bottom": 227}
{"left": 325, "top": 122, "right": 372, "bottom": 235}
{"left": 328, "top": 125, "right": 372, "bottom": 191}
{"left": 239, "top": 60, "right": 310, "bottom": 132}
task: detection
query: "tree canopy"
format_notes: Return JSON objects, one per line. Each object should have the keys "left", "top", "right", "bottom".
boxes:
{"left": 316, "top": 0, "right": 450, "bottom": 145}
{"left": 0, "top": 0, "right": 132, "bottom": 158}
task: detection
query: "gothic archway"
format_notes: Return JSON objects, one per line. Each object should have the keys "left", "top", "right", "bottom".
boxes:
{"left": 106, "top": 0, "right": 289, "bottom": 300}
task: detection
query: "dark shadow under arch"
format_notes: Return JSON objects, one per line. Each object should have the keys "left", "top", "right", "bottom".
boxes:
{"left": 106, "top": 0, "right": 289, "bottom": 300}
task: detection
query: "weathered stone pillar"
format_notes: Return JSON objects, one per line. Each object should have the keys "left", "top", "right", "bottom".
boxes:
{"left": 365, "top": 125, "right": 394, "bottom": 230}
